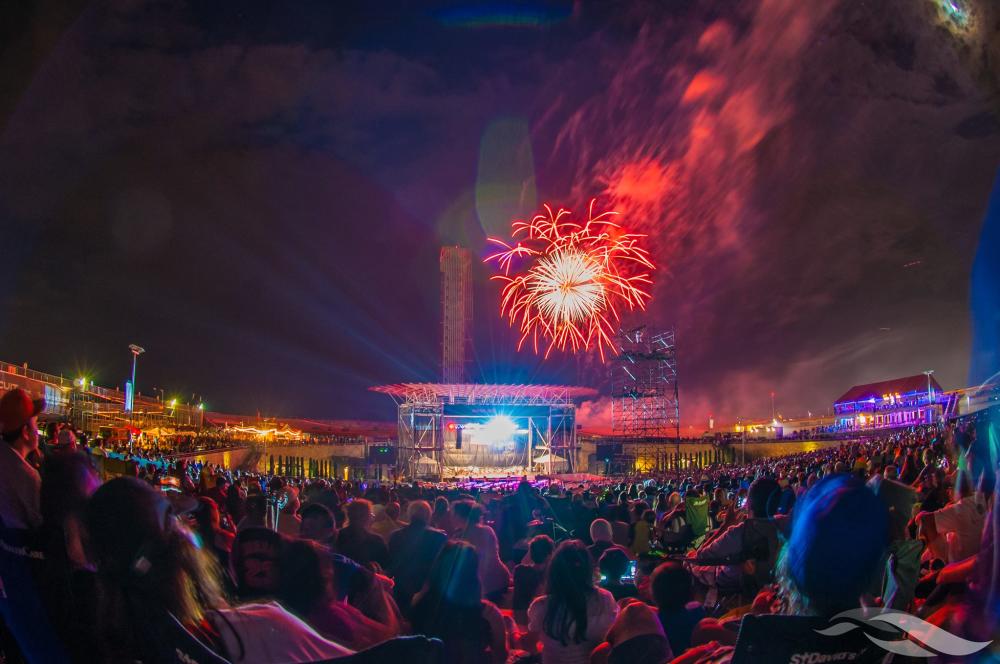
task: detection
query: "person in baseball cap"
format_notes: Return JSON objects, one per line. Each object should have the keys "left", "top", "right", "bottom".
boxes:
{"left": 0, "top": 388, "right": 46, "bottom": 529}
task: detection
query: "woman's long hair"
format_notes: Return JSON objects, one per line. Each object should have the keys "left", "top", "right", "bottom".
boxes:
{"left": 85, "top": 478, "right": 225, "bottom": 659}
{"left": 543, "top": 540, "right": 595, "bottom": 645}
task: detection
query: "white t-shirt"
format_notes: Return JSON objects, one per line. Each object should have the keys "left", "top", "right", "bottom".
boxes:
{"left": 211, "top": 602, "right": 354, "bottom": 663}
{"left": 934, "top": 494, "right": 987, "bottom": 563}
{"left": 528, "top": 588, "right": 619, "bottom": 664}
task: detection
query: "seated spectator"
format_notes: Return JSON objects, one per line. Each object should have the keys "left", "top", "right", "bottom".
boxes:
{"left": 85, "top": 478, "right": 352, "bottom": 663}
{"left": 232, "top": 527, "right": 285, "bottom": 601}
{"left": 649, "top": 561, "right": 703, "bottom": 655}
{"left": 297, "top": 504, "right": 401, "bottom": 631}
{"left": 631, "top": 509, "right": 656, "bottom": 556}
{"left": 780, "top": 473, "right": 889, "bottom": 616}
{"left": 513, "top": 534, "right": 554, "bottom": 624}
{"left": 916, "top": 469, "right": 988, "bottom": 563}
{"left": 598, "top": 548, "right": 639, "bottom": 601}
{"left": 337, "top": 498, "right": 389, "bottom": 568}
{"left": 589, "top": 599, "right": 672, "bottom": 664}
{"left": 588, "top": 518, "right": 617, "bottom": 564}
{"left": 687, "top": 477, "right": 781, "bottom": 601}
{"left": 527, "top": 540, "right": 619, "bottom": 664}
{"left": 410, "top": 541, "right": 508, "bottom": 664}
{"left": 388, "top": 500, "right": 448, "bottom": 616}
{"left": 277, "top": 538, "right": 396, "bottom": 650}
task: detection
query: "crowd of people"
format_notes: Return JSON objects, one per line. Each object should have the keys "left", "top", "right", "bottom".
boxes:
{"left": 1, "top": 385, "right": 999, "bottom": 664}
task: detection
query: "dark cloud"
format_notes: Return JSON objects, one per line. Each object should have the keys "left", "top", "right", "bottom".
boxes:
{"left": 0, "top": 0, "right": 997, "bottom": 426}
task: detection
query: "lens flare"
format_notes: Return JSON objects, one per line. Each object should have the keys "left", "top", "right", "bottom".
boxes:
{"left": 486, "top": 200, "right": 655, "bottom": 360}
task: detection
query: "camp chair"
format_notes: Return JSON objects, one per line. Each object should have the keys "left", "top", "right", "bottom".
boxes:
{"left": 686, "top": 496, "right": 711, "bottom": 548}
{"left": 316, "top": 635, "right": 444, "bottom": 664}
{"left": 136, "top": 609, "right": 232, "bottom": 664}
{"left": 732, "top": 614, "right": 888, "bottom": 664}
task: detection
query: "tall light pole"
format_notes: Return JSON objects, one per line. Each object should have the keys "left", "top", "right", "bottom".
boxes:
{"left": 923, "top": 369, "right": 935, "bottom": 422}
{"left": 128, "top": 344, "right": 145, "bottom": 414}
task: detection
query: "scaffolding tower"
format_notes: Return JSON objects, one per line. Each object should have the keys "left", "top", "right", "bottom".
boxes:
{"left": 610, "top": 327, "right": 680, "bottom": 472}
{"left": 440, "top": 246, "right": 473, "bottom": 383}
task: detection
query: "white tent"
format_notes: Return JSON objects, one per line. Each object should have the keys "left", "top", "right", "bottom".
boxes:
{"left": 413, "top": 455, "right": 440, "bottom": 476}
{"left": 532, "top": 453, "right": 568, "bottom": 472}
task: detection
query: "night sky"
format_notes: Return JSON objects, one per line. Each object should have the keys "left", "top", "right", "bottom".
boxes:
{"left": 1, "top": 0, "right": 998, "bottom": 430}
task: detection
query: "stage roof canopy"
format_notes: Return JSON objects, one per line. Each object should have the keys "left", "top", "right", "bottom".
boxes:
{"left": 371, "top": 382, "right": 597, "bottom": 404}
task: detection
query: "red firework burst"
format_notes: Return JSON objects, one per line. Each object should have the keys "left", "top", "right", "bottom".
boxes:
{"left": 485, "top": 200, "right": 655, "bottom": 360}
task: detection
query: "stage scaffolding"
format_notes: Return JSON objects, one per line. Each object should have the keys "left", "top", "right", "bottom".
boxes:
{"left": 371, "top": 383, "right": 596, "bottom": 479}
{"left": 610, "top": 327, "right": 680, "bottom": 473}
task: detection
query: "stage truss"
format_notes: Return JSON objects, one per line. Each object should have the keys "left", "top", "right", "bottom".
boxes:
{"left": 610, "top": 327, "right": 680, "bottom": 473}
{"left": 371, "top": 383, "right": 597, "bottom": 479}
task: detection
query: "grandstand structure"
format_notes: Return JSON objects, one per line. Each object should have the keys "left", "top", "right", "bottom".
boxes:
{"left": 0, "top": 359, "right": 203, "bottom": 436}
{"left": 371, "top": 382, "right": 597, "bottom": 479}
{"left": 609, "top": 326, "right": 681, "bottom": 473}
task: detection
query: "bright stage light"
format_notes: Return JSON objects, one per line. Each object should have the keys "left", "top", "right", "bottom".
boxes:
{"left": 478, "top": 415, "right": 518, "bottom": 445}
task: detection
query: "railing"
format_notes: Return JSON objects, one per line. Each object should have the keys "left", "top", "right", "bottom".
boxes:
{"left": 0, "top": 360, "right": 76, "bottom": 389}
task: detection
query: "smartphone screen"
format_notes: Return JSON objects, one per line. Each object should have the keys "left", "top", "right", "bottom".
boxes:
{"left": 621, "top": 560, "right": 638, "bottom": 584}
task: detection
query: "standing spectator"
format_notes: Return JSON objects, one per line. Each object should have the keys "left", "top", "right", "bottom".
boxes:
{"left": 276, "top": 490, "right": 302, "bottom": 538}
{"left": 38, "top": 451, "right": 101, "bottom": 657}
{"left": 527, "top": 540, "right": 619, "bottom": 664}
{"left": 337, "top": 498, "right": 388, "bottom": 568}
{"left": 0, "top": 388, "right": 44, "bottom": 529}
{"left": 387, "top": 500, "right": 447, "bottom": 615}
{"left": 300, "top": 503, "right": 338, "bottom": 548}
{"left": 453, "top": 499, "right": 511, "bottom": 602}
{"left": 238, "top": 494, "right": 268, "bottom": 531}
{"left": 192, "top": 496, "right": 236, "bottom": 582}
{"left": 371, "top": 501, "right": 404, "bottom": 542}
{"left": 431, "top": 496, "right": 453, "bottom": 533}
{"left": 411, "top": 541, "right": 508, "bottom": 664}
{"left": 227, "top": 481, "right": 248, "bottom": 525}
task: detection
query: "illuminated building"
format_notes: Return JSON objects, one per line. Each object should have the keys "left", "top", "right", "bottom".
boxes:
{"left": 833, "top": 374, "right": 951, "bottom": 430}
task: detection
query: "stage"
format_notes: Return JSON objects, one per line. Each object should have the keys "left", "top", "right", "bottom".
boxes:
{"left": 371, "top": 383, "right": 597, "bottom": 480}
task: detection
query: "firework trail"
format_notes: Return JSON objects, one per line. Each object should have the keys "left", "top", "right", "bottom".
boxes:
{"left": 486, "top": 200, "right": 655, "bottom": 360}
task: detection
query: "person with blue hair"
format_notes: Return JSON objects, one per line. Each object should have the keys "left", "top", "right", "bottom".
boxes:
{"left": 780, "top": 474, "right": 889, "bottom": 616}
